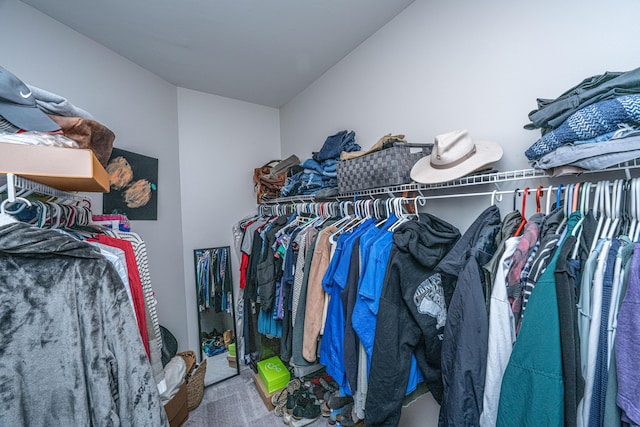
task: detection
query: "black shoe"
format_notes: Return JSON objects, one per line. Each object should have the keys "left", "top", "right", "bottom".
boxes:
{"left": 292, "top": 400, "right": 321, "bottom": 421}
{"left": 287, "top": 389, "right": 309, "bottom": 414}
{"left": 328, "top": 393, "right": 353, "bottom": 410}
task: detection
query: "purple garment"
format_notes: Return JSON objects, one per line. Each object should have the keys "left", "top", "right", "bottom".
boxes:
{"left": 616, "top": 244, "right": 640, "bottom": 425}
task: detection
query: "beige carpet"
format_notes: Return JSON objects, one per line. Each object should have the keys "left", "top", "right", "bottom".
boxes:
{"left": 183, "top": 365, "right": 330, "bottom": 427}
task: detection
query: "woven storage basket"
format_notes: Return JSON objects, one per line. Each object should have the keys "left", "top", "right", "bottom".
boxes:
{"left": 178, "top": 350, "right": 207, "bottom": 411}
{"left": 336, "top": 142, "right": 432, "bottom": 194}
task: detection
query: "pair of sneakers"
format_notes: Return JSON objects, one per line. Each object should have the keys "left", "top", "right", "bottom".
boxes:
{"left": 321, "top": 391, "right": 353, "bottom": 418}
{"left": 273, "top": 378, "right": 302, "bottom": 417}
{"left": 284, "top": 388, "right": 321, "bottom": 425}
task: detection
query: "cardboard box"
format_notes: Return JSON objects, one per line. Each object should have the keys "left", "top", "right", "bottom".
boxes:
{"left": 164, "top": 382, "right": 189, "bottom": 427}
{"left": 227, "top": 354, "right": 237, "bottom": 369}
{"left": 253, "top": 373, "right": 278, "bottom": 411}
{"left": 0, "top": 142, "right": 110, "bottom": 192}
{"left": 257, "top": 356, "right": 290, "bottom": 393}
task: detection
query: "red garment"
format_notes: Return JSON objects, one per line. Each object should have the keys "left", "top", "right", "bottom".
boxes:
{"left": 240, "top": 253, "right": 249, "bottom": 289}
{"left": 89, "top": 234, "right": 150, "bottom": 359}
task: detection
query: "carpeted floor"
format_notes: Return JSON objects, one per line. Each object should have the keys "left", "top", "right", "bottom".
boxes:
{"left": 203, "top": 351, "right": 238, "bottom": 386}
{"left": 183, "top": 365, "right": 330, "bottom": 427}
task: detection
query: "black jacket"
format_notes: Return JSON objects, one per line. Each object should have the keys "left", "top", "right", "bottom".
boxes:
{"left": 438, "top": 205, "right": 501, "bottom": 427}
{"left": 367, "top": 213, "right": 460, "bottom": 427}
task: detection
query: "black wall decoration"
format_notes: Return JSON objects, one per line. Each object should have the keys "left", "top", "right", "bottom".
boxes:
{"left": 103, "top": 148, "right": 158, "bottom": 220}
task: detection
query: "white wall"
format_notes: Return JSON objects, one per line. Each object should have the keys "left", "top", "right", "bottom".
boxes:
{"left": 281, "top": 0, "right": 640, "bottom": 229}
{"left": 280, "top": 0, "right": 640, "bottom": 425}
{"left": 177, "top": 88, "right": 281, "bottom": 354}
{"left": 0, "top": 0, "right": 188, "bottom": 349}
{"left": 0, "top": 0, "right": 283, "bottom": 362}
{"left": 282, "top": 0, "right": 640, "bottom": 164}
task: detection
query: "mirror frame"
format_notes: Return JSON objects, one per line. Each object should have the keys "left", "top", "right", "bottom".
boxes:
{"left": 193, "top": 246, "right": 239, "bottom": 386}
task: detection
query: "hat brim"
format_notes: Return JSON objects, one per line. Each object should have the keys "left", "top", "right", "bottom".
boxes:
{"left": 0, "top": 102, "right": 60, "bottom": 132}
{"left": 410, "top": 139, "right": 503, "bottom": 184}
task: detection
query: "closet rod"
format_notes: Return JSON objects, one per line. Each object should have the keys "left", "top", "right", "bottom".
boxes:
{"left": 266, "top": 158, "right": 640, "bottom": 205}
{"left": 260, "top": 180, "right": 634, "bottom": 215}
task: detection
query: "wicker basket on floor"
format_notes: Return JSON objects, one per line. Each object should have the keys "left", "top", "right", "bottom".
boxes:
{"left": 178, "top": 350, "right": 207, "bottom": 411}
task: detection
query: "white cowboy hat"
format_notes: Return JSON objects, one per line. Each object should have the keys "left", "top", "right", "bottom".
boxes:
{"left": 410, "top": 129, "right": 503, "bottom": 184}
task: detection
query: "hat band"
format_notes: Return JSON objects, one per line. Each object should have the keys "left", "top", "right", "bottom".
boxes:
{"left": 431, "top": 146, "right": 476, "bottom": 170}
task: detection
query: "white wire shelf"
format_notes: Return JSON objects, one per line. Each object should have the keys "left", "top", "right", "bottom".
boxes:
{"left": 1, "top": 173, "right": 91, "bottom": 205}
{"left": 263, "top": 158, "right": 640, "bottom": 205}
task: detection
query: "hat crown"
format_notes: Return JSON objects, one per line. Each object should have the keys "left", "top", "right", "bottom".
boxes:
{"left": 0, "top": 66, "right": 35, "bottom": 107}
{"left": 431, "top": 130, "right": 475, "bottom": 166}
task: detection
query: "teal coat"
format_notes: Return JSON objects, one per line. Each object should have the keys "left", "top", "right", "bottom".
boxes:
{"left": 497, "top": 213, "right": 581, "bottom": 427}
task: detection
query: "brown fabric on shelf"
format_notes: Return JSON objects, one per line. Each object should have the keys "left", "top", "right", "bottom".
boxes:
{"left": 47, "top": 114, "right": 115, "bottom": 166}
{"left": 340, "top": 133, "right": 406, "bottom": 160}
{"left": 253, "top": 160, "right": 287, "bottom": 203}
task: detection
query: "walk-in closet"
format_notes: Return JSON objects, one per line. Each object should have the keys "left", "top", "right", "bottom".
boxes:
{"left": 2, "top": 0, "right": 640, "bottom": 426}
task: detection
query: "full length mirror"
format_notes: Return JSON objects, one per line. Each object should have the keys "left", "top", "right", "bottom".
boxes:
{"left": 194, "top": 246, "right": 239, "bottom": 386}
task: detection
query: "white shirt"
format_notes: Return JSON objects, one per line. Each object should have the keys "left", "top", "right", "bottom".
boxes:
{"left": 480, "top": 236, "right": 521, "bottom": 427}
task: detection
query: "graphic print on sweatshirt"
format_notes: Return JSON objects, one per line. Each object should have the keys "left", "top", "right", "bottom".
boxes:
{"left": 413, "top": 273, "right": 446, "bottom": 328}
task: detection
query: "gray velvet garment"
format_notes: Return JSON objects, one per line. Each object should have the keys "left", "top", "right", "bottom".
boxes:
{"left": 0, "top": 222, "right": 168, "bottom": 427}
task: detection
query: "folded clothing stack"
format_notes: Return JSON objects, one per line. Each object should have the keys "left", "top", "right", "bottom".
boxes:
{"left": 281, "top": 130, "right": 360, "bottom": 198}
{"left": 524, "top": 67, "right": 640, "bottom": 176}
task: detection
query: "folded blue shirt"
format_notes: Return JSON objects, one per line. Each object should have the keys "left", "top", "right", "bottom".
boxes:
{"left": 525, "top": 94, "right": 640, "bottom": 160}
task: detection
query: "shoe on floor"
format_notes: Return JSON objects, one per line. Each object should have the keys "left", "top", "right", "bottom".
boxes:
{"left": 328, "top": 394, "right": 353, "bottom": 410}
{"left": 336, "top": 402, "right": 362, "bottom": 427}
{"left": 288, "top": 413, "right": 320, "bottom": 427}
{"left": 287, "top": 389, "right": 311, "bottom": 415}
{"left": 321, "top": 401, "right": 331, "bottom": 417}
{"left": 292, "top": 399, "right": 321, "bottom": 421}
{"left": 311, "top": 383, "right": 326, "bottom": 402}
{"left": 286, "top": 378, "right": 302, "bottom": 394}
{"left": 328, "top": 406, "right": 345, "bottom": 425}
{"left": 272, "top": 387, "right": 289, "bottom": 407}
{"left": 274, "top": 402, "right": 286, "bottom": 418}
{"left": 283, "top": 412, "right": 292, "bottom": 425}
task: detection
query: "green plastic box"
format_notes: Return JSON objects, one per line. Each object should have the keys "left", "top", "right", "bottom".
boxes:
{"left": 257, "top": 356, "right": 290, "bottom": 393}
{"left": 228, "top": 343, "right": 236, "bottom": 357}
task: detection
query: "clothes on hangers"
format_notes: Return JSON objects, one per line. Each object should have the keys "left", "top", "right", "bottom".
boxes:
{"left": 438, "top": 205, "right": 501, "bottom": 427}
{"left": 481, "top": 236, "right": 520, "bottom": 427}
{"left": 0, "top": 221, "right": 167, "bottom": 426}
{"left": 195, "top": 247, "right": 232, "bottom": 313}
{"left": 366, "top": 213, "right": 461, "bottom": 426}
{"left": 497, "top": 212, "right": 582, "bottom": 426}
{"left": 2, "top": 177, "right": 168, "bottom": 397}
{"left": 89, "top": 233, "right": 150, "bottom": 359}
{"left": 615, "top": 244, "right": 640, "bottom": 425}
{"left": 240, "top": 180, "right": 640, "bottom": 427}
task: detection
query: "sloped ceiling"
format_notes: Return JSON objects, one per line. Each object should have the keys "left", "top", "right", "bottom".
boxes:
{"left": 21, "top": 0, "right": 415, "bottom": 107}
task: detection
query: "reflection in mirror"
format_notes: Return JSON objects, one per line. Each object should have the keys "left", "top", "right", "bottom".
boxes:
{"left": 194, "top": 246, "right": 239, "bottom": 386}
